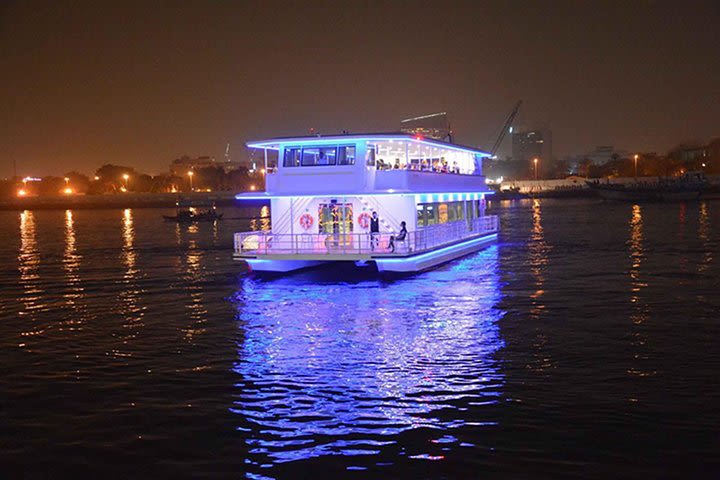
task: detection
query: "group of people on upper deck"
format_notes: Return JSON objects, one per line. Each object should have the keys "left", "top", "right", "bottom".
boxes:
{"left": 376, "top": 157, "right": 462, "bottom": 174}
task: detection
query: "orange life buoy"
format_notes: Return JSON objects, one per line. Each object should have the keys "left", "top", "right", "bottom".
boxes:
{"left": 299, "top": 213, "right": 314, "bottom": 230}
{"left": 358, "top": 212, "right": 371, "bottom": 229}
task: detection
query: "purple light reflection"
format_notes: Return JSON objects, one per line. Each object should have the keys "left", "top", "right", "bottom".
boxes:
{"left": 231, "top": 246, "right": 505, "bottom": 467}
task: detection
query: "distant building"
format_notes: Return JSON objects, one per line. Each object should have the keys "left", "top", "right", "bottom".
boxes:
{"left": 169, "top": 155, "right": 243, "bottom": 175}
{"left": 585, "top": 145, "right": 630, "bottom": 165}
{"left": 671, "top": 145, "right": 709, "bottom": 163}
{"left": 511, "top": 129, "right": 552, "bottom": 163}
{"left": 563, "top": 146, "right": 630, "bottom": 174}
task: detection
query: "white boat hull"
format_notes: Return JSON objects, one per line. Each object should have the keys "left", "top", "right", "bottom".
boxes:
{"left": 374, "top": 233, "right": 497, "bottom": 273}
{"left": 244, "top": 258, "right": 326, "bottom": 273}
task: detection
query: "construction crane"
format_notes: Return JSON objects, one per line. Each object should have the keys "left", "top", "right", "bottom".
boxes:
{"left": 489, "top": 100, "right": 522, "bottom": 157}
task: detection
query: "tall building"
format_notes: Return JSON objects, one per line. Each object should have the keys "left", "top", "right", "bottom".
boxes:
{"left": 511, "top": 130, "right": 552, "bottom": 163}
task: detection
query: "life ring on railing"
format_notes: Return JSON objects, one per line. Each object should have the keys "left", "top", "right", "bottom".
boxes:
{"left": 299, "top": 213, "right": 314, "bottom": 230}
{"left": 358, "top": 212, "right": 371, "bottom": 229}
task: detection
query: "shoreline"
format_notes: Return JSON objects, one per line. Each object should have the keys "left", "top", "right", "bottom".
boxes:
{"left": 0, "top": 191, "right": 253, "bottom": 211}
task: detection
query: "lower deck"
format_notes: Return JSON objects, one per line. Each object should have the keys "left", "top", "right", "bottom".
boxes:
{"left": 234, "top": 215, "right": 499, "bottom": 272}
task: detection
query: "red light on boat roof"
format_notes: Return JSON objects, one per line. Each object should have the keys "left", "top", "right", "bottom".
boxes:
{"left": 415, "top": 135, "right": 424, "bottom": 140}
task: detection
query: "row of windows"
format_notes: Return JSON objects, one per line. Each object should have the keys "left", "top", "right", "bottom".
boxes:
{"left": 416, "top": 200, "right": 484, "bottom": 227}
{"left": 283, "top": 146, "right": 356, "bottom": 167}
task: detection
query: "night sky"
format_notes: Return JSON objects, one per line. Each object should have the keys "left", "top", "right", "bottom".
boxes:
{"left": 1, "top": 0, "right": 719, "bottom": 176}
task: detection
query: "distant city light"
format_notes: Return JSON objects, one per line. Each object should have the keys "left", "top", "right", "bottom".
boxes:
{"left": 17, "top": 189, "right": 27, "bottom": 197}
{"left": 94, "top": 176, "right": 100, "bottom": 181}
{"left": 120, "top": 186, "right": 127, "bottom": 192}
{"left": 63, "top": 187, "right": 73, "bottom": 195}
{"left": 250, "top": 184, "right": 256, "bottom": 191}
{"left": 122, "top": 173, "right": 130, "bottom": 180}
{"left": 64, "top": 177, "right": 70, "bottom": 184}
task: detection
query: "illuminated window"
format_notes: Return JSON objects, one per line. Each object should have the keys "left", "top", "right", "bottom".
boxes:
{"left": 301, "top": 147, "right": 321, "bottom": 166}
{"left": 338, "top": 146, "right": 356, "bottom": 165}
{"left": 366, "top": 146, "right": 376, "bottom": 166}
{"left": 284, "top": 145, "right": 354, "bottom": 167}
{"left": 283, "top": 148, "right": 301, "bottom": 167}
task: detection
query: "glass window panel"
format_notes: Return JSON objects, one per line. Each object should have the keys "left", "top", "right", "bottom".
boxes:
{"left": 366, "top": 146, "right": 376, "bottom": 166}
{"left": 283, "top": 147, "right": 301, "bottom": 167}
{"left": 301, "top": 147, "right": 320, "bottom": 166}
{"left": 338, "top": 146, "right": 356, "bottom": 165}
{"left": 318, "top": 147, "right": 336, "bottom": 165}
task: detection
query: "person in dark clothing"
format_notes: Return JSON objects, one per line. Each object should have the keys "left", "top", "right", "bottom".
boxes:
{"left": 370, "top": 211, "right": 380, "bottom": 250}
{"left": 388, "top": 221, "right": 407, "bottom": 253}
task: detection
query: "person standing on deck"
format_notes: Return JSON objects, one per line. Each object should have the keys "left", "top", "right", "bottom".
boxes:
{"left": 370, "top": 211, "right": 380, "bottom": 251}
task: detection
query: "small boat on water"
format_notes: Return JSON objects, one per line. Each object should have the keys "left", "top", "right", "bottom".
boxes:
{"left": 163, "top": 199, "right": 223, "bottom": 222}
{"left": 587, "top": 172, "right": 707, "bottom": 202}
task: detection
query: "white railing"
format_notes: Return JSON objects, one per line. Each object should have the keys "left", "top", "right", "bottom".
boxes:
{"left": 234, "top": 215, "right": 498, "bottom": 257}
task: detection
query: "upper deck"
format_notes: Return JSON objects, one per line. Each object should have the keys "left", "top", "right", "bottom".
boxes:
{"left": 244, "top": 133, "right": 493, "bottom": 196}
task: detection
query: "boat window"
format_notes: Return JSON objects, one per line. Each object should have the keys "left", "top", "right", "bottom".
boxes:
{"left": 283, "top": 148, "right": 301, "bottom": 167}
{"left": 284, "top": 146, "right": 356, "bottom": 167}
{"left": 338, "top": 146, "right": 356, "bottom": 165}
{"left": 301, "top": 148, "right": 321, "bottom": 166}
{"left": 366, "top": 146, "right": 376, "bottom": 166}
{"left": 416, "top": 201, "right": 467, "bottom": 227}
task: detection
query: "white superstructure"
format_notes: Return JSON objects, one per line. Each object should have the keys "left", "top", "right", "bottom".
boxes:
{"left": 233, "top": 133, "right": 498, "bottom": 273}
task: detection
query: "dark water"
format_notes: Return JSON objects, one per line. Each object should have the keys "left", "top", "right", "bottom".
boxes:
{"left": 1, "top": 200, "right": 718, "bottom": 478}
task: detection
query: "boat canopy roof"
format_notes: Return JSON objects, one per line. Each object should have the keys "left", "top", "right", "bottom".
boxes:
{"left": 246, "top": 132, "right": 491, "bottom": 157}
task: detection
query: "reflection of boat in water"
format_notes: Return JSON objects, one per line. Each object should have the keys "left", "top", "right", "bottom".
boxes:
{"left": 162, "top": 199, "right": 223, "bottom": 222}
{"left": 230, "top": 247, "right": 504, "bottom": 467}
{"left": 587, "top": 173, "right": 707, "bottom": 202}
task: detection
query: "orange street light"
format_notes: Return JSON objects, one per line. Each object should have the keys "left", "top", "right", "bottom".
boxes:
{"left": 63, "top": 187, "right": 73, "bottom": 195}
{"left": 249, "top": 184, "right": 256, "bottom": 191}
{"left": 17, "top": 189, "right": 27, "bottom": 197}
{"left": 187, "top": 170, "right": 194, "bottom": 191}
{"left": 64, "top": 177, "right": 70, "bottom": 185}
{"left": 634, "top": 154, "right": 639, "bottom": 177}
{"left": 533, "top": 157, "right": 539, "bottom": 180}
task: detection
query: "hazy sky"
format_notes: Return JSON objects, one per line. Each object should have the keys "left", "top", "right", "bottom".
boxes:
{"left": 1, "top": 0, "right": 719, "bottom": 176}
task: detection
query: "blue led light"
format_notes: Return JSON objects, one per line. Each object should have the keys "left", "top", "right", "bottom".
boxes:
{"left": 247, "top": 134, "right": 491, "bottom": 157}
{"left": 235, "top": 190, "right": 493, "bottom": 200}
{"left": 374, "top": 233, "right": 498, "bottom": 265}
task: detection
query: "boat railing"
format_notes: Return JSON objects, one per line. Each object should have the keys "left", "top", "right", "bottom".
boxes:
{"left": 234, "top": 215, "right": 498, "bottom": 257}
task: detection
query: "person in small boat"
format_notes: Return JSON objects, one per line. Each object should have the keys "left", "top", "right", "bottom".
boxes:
{"left": 388, "top": 221, "right": 407, "bottom": 253}
{"left": 370, "top": 211, "right": 380, "bottom": 250}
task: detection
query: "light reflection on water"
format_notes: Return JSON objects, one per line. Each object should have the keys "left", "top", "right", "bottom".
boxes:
{"left": 249, "top": 205, "right": 271, "bottom": 232}
{"left": 181, "top": 226, "right": 208, "bottom": 341}
{"left": 698, "top": 202, "right": 712, "bottom": 273}
{"left": 18, "top": 210, "right": 45, "bottom": 342}
{"left": 626, "top": 204, "right": 652, "bottom": 380}
{"left": 61, "top": 210, "right": 85, "bottom": 330}
{"left": 230, "top": 247, "right": 505, "bottom": 466}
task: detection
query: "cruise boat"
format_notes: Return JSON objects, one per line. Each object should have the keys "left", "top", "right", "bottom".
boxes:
{"left": 233, "top": 133, "right": 498, "bottom": 273}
